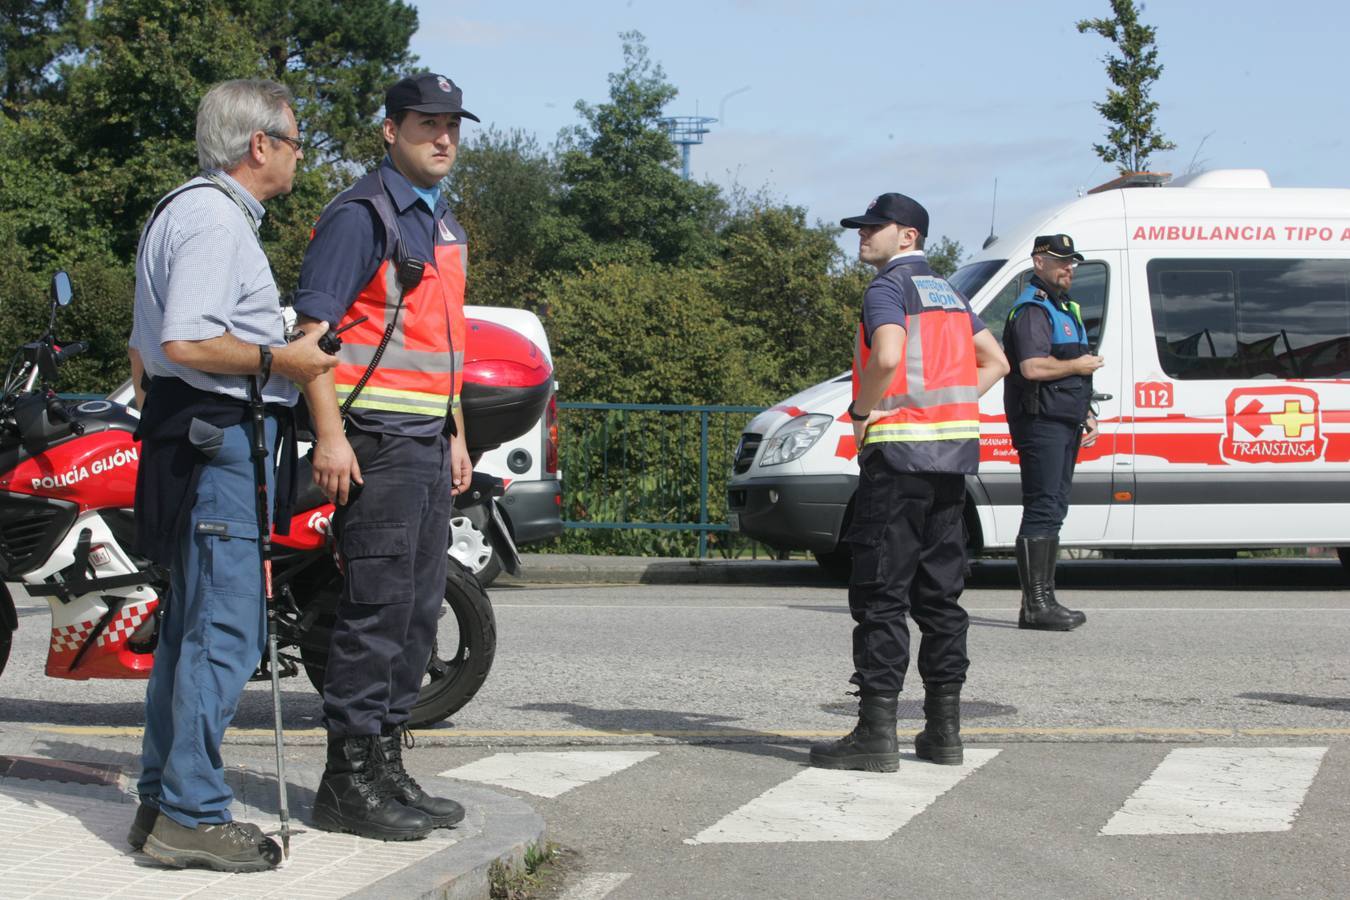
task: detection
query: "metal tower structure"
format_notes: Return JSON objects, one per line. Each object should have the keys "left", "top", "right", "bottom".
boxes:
{"left": 658, "top": 115, "right": 717, "bottom": 180}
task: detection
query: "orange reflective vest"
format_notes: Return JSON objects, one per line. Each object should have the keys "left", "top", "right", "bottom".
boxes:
{"left": 324, "top": 171, "right": 467, "bottom": 421}
{"left": 852, "top": 267, "right": 981, "bottom": 473}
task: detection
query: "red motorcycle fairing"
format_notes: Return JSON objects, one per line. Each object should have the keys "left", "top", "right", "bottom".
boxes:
{"left": 274, "top": 502, "right": 336, "bottom": 551}
{"left": 0, "top": 428, "right": 139, "bottom": 509}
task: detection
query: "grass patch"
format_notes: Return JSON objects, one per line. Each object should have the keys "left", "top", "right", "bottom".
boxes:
{"left": 489, "top": 841, "right": 568, "bottom": 900}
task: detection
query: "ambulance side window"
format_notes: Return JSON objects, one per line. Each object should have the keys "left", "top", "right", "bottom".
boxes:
{"left": 981, "top": 263, "right": 1109, "bottom": 352}
{"left": 1148, "top": 258, "right": 1350, "bottom": 380}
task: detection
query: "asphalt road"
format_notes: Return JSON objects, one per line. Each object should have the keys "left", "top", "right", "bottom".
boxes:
{"left": 3, "top": 558, "right": 1349, "bottom": 898}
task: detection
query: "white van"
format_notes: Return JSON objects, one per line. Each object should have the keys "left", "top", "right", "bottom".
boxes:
{"left": 727, "top": 169, "right": 1350, "bottom": 575}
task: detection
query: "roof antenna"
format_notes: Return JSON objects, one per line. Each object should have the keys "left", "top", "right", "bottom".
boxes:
{"left": 981, "top": 178, "right": 999, "bottom": 250}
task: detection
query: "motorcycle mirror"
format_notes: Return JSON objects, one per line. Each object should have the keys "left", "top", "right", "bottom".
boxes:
{"left": 51, "top": 271, "right": 73, "bottom": 307}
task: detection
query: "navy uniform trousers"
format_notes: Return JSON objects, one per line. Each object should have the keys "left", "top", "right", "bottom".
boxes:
{"left": 846, "top": 449, "right": 970, "bottom": 694}
{"left": 323, "top": 428, "right": 452, "bottom": 735}
{"left": 1008, "top": 414, "right": 1082, "bottom": 538}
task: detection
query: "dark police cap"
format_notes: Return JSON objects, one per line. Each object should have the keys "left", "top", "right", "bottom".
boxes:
{"left": 1032, "top": 233, "right": 1085, "bottom": 261}
{"left": 840, "top": 192, "right": 930, "bottom": 237}
{"left": 385, "top": 73, "right": 480, "bottom": 122}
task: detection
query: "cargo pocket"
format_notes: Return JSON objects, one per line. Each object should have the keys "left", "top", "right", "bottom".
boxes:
{"left": 846, "top": 521, "right": 887, "bottom": 588}
{"left": 195, "top": 517, "right": 261, "bottom": 591}
{"left": 343, "top": 522, "right": 413, "bottom": 605}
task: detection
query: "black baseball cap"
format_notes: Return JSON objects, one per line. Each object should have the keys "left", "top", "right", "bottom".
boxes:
{"left": 840, "top": 192, "right": 929, "bottom": 237}
{"left": 385, "top": 73, "right": 480, "bottom": 122}
{"left": 1032, "top": 233, "right": 1085, "bottom": 261}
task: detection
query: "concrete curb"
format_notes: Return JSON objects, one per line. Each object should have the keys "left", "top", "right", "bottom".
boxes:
{"left": 499, "top": 553, "right": 838, "bottom": 586}
{"left": 351, "top": 777, "right": 546, "bottom": 900}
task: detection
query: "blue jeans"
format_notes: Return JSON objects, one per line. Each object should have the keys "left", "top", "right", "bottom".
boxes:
{"left": 138, "top": 418, "right": 274, "bottom": 828}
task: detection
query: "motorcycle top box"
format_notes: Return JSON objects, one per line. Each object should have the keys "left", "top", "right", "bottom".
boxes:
{"left": 460, "top": 318, "right": 552, "bottom": 453}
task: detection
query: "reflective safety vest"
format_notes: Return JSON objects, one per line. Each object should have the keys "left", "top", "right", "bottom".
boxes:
{"left": 1003, "top": 284, "right": 1091, "bottom": 424}
{"left": 320, "top": 170, "right": 467, "bottom": 421}
{"left": 852, "top": 270, "right": 981, "bottom": 473}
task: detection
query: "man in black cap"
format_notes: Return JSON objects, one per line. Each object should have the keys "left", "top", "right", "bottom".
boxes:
{"left": 1001, "top": 234, "right": 1104, "bottom": 631}
{"left": 810, "top": 193, "right": 1008, "bottom": 772}
{"left": 292, "top": 72, "right": 479, "bottom": 839}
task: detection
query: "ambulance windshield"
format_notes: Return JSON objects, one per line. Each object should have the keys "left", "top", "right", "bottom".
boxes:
{"left": 948, "top": 260, "right": 1005, "bottom": 300}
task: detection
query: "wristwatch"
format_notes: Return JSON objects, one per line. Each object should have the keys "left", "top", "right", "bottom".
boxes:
{"left": 847, "top": 402, "right": 870, "bottom": 422}
{"left": 258, "top": 344, "right": 273, "bottom": 385}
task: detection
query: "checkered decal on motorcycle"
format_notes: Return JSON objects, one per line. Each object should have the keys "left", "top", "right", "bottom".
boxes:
{"left": 96, "top": 603, "right": 150, "bottom": 647}
{"left": 50, "top": 621, "right": 94, "bottom": 654}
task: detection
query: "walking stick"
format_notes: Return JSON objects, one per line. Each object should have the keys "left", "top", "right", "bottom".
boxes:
{"left": 248, "top": 374, "right": 292, "bottom": 859}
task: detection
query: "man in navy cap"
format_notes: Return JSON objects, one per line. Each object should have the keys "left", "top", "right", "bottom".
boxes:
{"left": 1002, "top": 234, "right": 1104, "bottom": 631}
{"left": 810, "top": 193, "right": 1008, "bottom": 772}
{"left": 292, "top": 72, "right": 479, "bottom": 839}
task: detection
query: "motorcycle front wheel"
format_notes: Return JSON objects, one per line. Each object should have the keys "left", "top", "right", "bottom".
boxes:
{"left": 298, "top": 561, "right": 497, "bottom": 728}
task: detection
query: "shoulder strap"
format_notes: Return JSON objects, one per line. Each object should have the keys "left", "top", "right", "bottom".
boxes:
{"left": 143, "top": 181, "right": 231, "bottom": 235}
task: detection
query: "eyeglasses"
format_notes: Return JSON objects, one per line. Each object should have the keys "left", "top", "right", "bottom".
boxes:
{"left": 265, "top": 131, "right": 304, "bottom": 153}
{"left": 1035, "top": 255, "right": 1079, "bottom": 269}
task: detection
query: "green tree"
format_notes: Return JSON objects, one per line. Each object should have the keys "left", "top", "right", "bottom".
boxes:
{"left": 542, "top": 31, "right": 724, "bottom": 271}
{"left": 447, "top": 127, "right": 560, "bottom": 311}
{"left": 1076, "top": 0, "right": 1175, "bottom": 172}
{"left": 0, "top": 0, "right": 83, "bottom": 117}
{"left": 925, "top": 235, "right": 964, "bottom": 278}
{"left": 717, "top": 202, "right": 866, "bottom": 397}
{"left": 0, "top": 0, "right": 421, "bottom": 392}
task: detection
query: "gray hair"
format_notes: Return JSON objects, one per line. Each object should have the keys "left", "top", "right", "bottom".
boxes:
{"left": 196, "top": 79, "right": 294, "bottom": 172}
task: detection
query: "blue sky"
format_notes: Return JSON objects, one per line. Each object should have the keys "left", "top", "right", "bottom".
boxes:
{"left": 409, "top": 1, "right": 1349, "bottom": 260}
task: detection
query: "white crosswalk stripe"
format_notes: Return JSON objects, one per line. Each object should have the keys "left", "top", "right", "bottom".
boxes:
{"left": 686, "top": 750, "right": 1001, "bottom": 844}
{"left": 438, "top": 750, "right": 659, "bottom": 798}
{"left": 1100, "top": 746, "right": 1328, "bottom": 835}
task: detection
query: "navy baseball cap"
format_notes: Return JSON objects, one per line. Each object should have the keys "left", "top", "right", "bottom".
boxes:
{"left": 1032, "top": 234, "right": 1084, "bottom": 261}
{"left": 840, "top": 192, "right": 929, "bottom": 237}
{"left": 385, "top": 73, "right": 480, "bottom": 122}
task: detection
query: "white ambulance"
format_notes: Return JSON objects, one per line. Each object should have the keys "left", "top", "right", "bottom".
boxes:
{"left": 727, "top": 169, "right": 1350, "bottom": 576}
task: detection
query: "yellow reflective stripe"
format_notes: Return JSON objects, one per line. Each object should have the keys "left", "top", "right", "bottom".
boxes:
{"left": 336, "top": 384, "right": 450, "bottom": 416}
{"left": 864, "top": 420, "right": 980, "bottom": 444}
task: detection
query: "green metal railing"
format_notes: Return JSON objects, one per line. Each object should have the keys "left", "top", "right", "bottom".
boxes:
{"left": 557, "top": 402, "right": 766, "bottom": 558}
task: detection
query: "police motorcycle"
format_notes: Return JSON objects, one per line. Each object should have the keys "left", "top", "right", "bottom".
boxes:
{"left": 0, "top": 273, "right": 550, "bottom": 726}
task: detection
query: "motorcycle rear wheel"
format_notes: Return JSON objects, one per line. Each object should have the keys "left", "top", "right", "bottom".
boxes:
{"left": 298, "top": 561, "right": 496, "bottom": 728}
{"left": 0, "top": 626, "right": 10, "bottom": 679}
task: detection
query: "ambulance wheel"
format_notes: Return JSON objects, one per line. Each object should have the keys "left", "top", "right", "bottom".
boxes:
{"left": 813, "top": 547, "right": 852, "bottom": 583}
{"left": 298, "top": 562, "right": 497, "bottom": 727}
{"left": 450, "top": 505, "right": 503, "bottom": 588}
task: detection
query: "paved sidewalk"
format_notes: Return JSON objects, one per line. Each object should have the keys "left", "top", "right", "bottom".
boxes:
{"left": 0, "top": 754, "right": 543, "bottom": 900}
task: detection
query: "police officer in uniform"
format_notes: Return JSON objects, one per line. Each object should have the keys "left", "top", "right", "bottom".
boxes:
{"left": 292, "top": 73, "right": 476, "bottom": 840}
{"left": 810, "top": 193, "right": 1008, "bottom": 772}
{"left": 1002, "top": 234, "right": 1104, "bottom": 631}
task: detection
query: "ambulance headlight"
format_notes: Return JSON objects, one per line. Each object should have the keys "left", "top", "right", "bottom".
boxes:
{"left": 759, "top": 414, "right": 834, "bottom": 466}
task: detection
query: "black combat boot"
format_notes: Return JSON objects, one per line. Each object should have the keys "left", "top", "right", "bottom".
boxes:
{"left": 312, "top": 734, "right": 434, "bottom": 841}
{"left": 1016, "top": 536, "right": 1085, "bottom": 631}
{"left": 809, "top": 691, "right": 900, "bottom": 772}
{"left": 376, "top": 726, "right": 465, "bottom": 828}
{"left": 914, "top": 682, "right": 964, "bottom": 765}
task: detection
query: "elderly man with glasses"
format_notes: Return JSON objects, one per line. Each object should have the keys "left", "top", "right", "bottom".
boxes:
{"left": 1002, "top": 234, "right": 1105, "bottom": 632}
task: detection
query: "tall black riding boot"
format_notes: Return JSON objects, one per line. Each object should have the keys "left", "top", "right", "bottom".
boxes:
{"left": 914, "top": 682, "right": 964, "bottom": 765}
{"left": 809, "top": 691, "right": 900, "bottom": 772}
{"left": 312, "top": 734, "right": 434, "bottom": 841}
{"left": 1016, "top": 536, "right": 1084, "bottom": 631}
{"left": 1045, "top": 544, "right": 1086, "bottom": 628}
{"left": 377, "top": 726, "right": 465, "bottom": 828}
